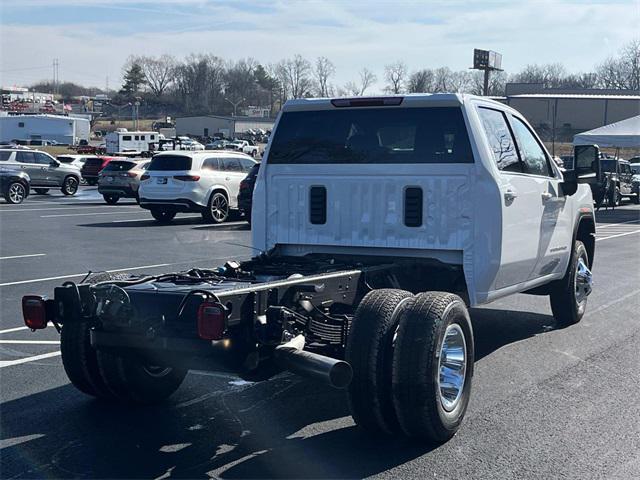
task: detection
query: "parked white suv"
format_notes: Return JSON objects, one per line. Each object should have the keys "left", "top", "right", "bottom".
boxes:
{"left": 138, "top": 151, "right": 257, "bottom": 223}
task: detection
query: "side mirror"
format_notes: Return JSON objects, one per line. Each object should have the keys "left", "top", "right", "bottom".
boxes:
{"left": 561, "top": 144, "right": 601, "bottom": 196}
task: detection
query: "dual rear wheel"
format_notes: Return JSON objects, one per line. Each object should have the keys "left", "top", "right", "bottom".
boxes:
{"left": 346, "top": 289, "right": 474, "bottom": 443}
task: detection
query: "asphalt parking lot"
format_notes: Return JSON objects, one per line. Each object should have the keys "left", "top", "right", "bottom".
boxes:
{"left": 1, "top": 186, "right": 639, "bottom": 479}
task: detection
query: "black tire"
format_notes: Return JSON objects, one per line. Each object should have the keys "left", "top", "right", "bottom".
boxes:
{"left": 150, "top": 208, "right": 176, "bottom": 223}
{"left": 5, "top": 182, "right": 27, "bottom": 204}
{"left": 34, "top": 188, "right": 49, "bottom": 195}
{"left": 103, "top": 194, "right": 120, "bottom": 205}
{"left": 550, "top": 240, "right": 591, "bottom": 327}
{"left": 392, "top": 292, "right": 474, "bottom": 443}
{"left": 346, "top": 289, "right": 414, "bottom": 434}
{"left": 614, "top": 187, "right": 621, "bottom": 206}
{"left": 202, "top": 191, "right": 229, "bottom": 223}
{"left": 61, "top": 176, "right": 79, "bottom": 196}
{"left": 97, "top": 353, "right": 187, "bottom": 404}
{"left": 633, "top": 194, "right": 640, "bottom": 205}
{"left": 60, "top": 272, "right": 132, "bottom": 399}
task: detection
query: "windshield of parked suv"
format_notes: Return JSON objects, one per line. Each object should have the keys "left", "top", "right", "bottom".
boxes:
{"left": 84, "top": 158, "right": 103, "bottom": 168}
{"left": 148, "top": 155, "right": 192, "bottom": 171}
{"left": 268, "top": 107, "right": 473, "bottom": 164}
{"left": 601, "top": 159, "right": 617, "bottom": 173}
{"left": 102, "top": 161, "right": 136, "bottom": 172}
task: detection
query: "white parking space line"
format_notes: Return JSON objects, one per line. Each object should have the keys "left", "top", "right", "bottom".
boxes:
{"left": 595, "top": 230, "right": 640, "bottom": 242}
{"left": 0, "top": 340, "right": 60, "bottom": 344}
{"left": 0, "top": 351, "right": 61, "bottom": 368}
{"left": 1, "top": 205, "right": 138, "bottom": 213}
{"left": 0, "top": 326, "right": 29, "bottom": 334}
{"left": 597, "top": 220, "right": 640, "bottom": 229}
{"left": 40, "top": 211, "right": 145, "bottom": 218}
{"left": 0, "top": 254, "right": 46, "bottom": 260}
{"left": 0, "top": 262, "right": 172, "bottom": 287}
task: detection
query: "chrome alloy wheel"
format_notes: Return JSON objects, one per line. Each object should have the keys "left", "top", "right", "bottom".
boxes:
{"left": 575, "top": 256, "right": 593, "bottom": 305}
{"left": 210, "top": 194, "right": 228, "bottom": 222}
{"left": 8, "top": 183, "right": 26, "bottom": 203}
{"left": 438, "top": 323, "right": 467, "bottom": 412}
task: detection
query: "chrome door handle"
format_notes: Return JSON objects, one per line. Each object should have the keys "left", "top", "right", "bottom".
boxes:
{"left": 541, "top": 192, "right": 553, "bottom": 201}
{"left": 504, "top": 189, "right": 518, "bottom": 202}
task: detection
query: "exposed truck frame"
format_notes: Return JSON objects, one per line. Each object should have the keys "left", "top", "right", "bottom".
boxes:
{"left": 22, "top": 94, "right": 600, "bottom": 443}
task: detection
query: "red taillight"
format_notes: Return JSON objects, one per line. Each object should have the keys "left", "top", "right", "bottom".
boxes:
{"left": 174, "top": 175, "right": 200, "bottom": 181}
{"left": 197, "top": 302, "right": 226, "bottom": 340}
{"left": 239, "top": 180, "right": 250, "bottom": 190}
{"left": 22, "top": 295, "right": 48, "bottom": 330}
{"left": 140, "top": 174, "right": 150, "bottom": 181}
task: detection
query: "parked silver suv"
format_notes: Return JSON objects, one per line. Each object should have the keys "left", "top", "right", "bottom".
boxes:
{"left": 0, "top": 148, "right": 81, "bottom": 195}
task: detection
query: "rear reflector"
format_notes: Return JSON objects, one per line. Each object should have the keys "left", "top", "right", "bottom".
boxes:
{"left": 174, "top": 175, "right": 201, "bottom": 181}
{"left": 22, "top": 295, "right": 48, "bottom": 330}
{"left": 197, "top": 302, "right": 226, "bottom": 340}
{"left": 331, "top": 97, "right": 404, "bottom": 108}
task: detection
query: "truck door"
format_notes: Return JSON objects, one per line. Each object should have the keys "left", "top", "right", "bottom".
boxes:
{"left": 477, "top": 107, "right": 541, "bottom": 289}
{"left": 508, "top": 114, "right": 573, "bottom": 280}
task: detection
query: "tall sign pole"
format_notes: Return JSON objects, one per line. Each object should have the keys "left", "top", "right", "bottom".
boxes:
{"left": 472, "top": 49, "right": 503, "bottom": 96}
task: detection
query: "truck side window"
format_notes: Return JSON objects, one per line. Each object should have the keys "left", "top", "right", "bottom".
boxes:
{"left": 477, "top": 107, "right": 522, "bottom": 173}
{"left": 510, "top": 117, "right": 552, "bottom": 177}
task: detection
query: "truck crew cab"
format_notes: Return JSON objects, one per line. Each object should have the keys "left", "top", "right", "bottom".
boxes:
{"left": 22, "top": 94, "right": 599, "bottom": 443}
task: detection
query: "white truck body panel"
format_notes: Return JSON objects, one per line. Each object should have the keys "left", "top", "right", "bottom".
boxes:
{"left": 105, "top": 131, "right": 158, "bottom": 154}
{"left": 252, "top": 94, "right": 594, "bottom": 306}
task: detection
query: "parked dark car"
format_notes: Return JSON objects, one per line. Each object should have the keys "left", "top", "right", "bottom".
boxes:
{"left": 1, "top": 168, "right": 30, "bottom": 204}
{"left": 81, "top": 156, "right": 119, "bottom": 185}
{"left": 591, "top": 158, "right": 637, "bottom": 207}
{"left": 237, "top": 162, "right": 260, "bottom": 223}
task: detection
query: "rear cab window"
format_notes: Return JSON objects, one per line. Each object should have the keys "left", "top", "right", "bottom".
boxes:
{"left": 148, "top": 155, "right": 192, "bottom": 171}
{"left": 268, "top": 107, "right": 473, "bottom": 164}
{"left": 102, "top": 161, "right": 136, "bottom": 172}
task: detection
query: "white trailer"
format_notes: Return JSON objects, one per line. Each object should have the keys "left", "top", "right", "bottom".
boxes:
{"left": 105, "top": 130, "right": 159, "bottom": 155}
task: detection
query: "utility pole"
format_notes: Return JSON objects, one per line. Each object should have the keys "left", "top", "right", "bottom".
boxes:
{"left": 225, "top": 97, "right": 245, "bottom": 117}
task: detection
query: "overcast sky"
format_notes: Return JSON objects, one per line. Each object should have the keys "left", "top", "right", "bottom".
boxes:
{"left": 0, "top": 0, "right": 638, "bottom": 92}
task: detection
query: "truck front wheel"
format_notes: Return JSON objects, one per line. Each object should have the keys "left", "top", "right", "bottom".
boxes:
{"left": 550, "top": 240, "right": 591, "bottom": 326}
{"left": 97, "top": 352, "right": 187, "bottom": 404}
{"left": 392, "top": 292, "right": 474, "bottom": 443}
{"left": 346, "top": 289, "right": 413, "bottom": 434}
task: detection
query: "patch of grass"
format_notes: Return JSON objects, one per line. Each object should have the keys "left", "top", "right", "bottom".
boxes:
{"left": 40, "top": 146, "right": 77, "bottom": 157}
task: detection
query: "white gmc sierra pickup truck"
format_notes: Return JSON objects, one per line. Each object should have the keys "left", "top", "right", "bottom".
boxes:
{"left": 23, "top": 94, "right": 600, "bottom": 443}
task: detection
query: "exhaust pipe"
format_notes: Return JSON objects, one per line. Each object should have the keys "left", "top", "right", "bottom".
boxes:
{"left": 274, "top": 335, "right": 353, "bottom": 389}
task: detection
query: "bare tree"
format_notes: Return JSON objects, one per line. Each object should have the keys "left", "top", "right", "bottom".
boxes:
{"left": 407, "top": 69, "right": 435, "bottom": 93}
{"left": 384, "top": 61, "right": 407, "bottom": 94}
{"left": 276, "top": 55, "right": 313, "bottom": 99}
{"left": 137, "top": 54, "right": 177, "bottom": 97}
{"left": 470, "top": 70, "right": 507, "bottom": 96}
{"left": 596, "top": 39, "right": 640, "bottom": 90}
{"left": 314, "top": 56, "right": 335, "bottom": 97}
{"left": 510, "top": 63, "right": 568, "bottom": 88}
{"left": 358, "top": 68, "right": 377, "bottom": 95}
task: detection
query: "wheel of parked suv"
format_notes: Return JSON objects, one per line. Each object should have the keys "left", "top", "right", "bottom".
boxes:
{"left": 150, "top": 208, "right": 176, "bottom": 223}
{"left": 34, "top": 188, "right": 49, "bottom": 195}
{"left": 549, "top": 240, "right": 591, "bottom": 327}
{"left": 633, "top": 194, "right": 640, "bottom": 205}
{"left": 392, "top": 292, "right": 474, "bottom": 443}
{"left": 614, "top": 187, "right": 621, "bottom": 206}
{"left": 346, "top": 289, "right": 414, "bottom": 434}
{"left": 60, "top": 272, "right": 133, "bottom": 399}
{"left": 203, "top": 191, "right": 229, "bottom": 223}
{"left": 61, "top": 176, "right": 79, "bottom": 195}
{"left": 5, "top": 182, "right": 27, "bottom": 204}
{"left": 103, "top": 194, "right": 119, "bottom": 205}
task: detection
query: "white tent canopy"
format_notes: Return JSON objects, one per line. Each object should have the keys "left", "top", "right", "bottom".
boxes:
{"left": 573, "top": 115, "right": 640, "bottom": 148}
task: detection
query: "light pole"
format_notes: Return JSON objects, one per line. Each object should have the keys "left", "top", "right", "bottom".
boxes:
{"left": 225, "top": 97, "right": 245, "bottom": 117}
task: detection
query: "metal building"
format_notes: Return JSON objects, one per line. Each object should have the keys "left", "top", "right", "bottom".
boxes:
{"left": 175, "top": 115, "right": 275, "bottom": 139}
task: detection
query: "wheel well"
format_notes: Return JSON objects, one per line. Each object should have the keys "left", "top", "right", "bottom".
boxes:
{"left": 210, "top": 188, "right": 228, "bottom": 201}
{"left": 576, "top": 216, "right": 595, "bottom": 268}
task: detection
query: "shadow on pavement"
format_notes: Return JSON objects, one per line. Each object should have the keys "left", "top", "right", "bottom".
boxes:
{"left": 1, "top": 308, "right": 559, "bottom": 479}
{"left": 594, "top": 204, "right": 640, "bottom": 224}
{"left": 78, "top": 216, "right": 205, "bottom": 228}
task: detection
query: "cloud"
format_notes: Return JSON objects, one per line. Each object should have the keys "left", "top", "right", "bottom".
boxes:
{"left": 1, "top": 0, "right": 638, "bottom": 90}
